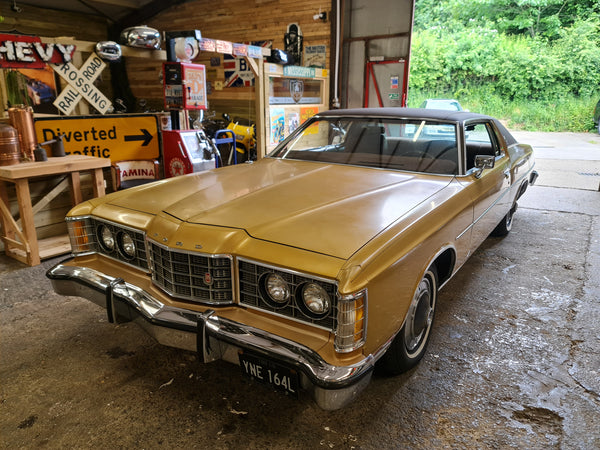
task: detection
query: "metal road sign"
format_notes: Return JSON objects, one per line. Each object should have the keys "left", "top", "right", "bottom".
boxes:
{"left": 51, "top": 53, "right": 112, "bottom": 115}
{"left": 34, "top": 114, "right": 161, "bottom": 161}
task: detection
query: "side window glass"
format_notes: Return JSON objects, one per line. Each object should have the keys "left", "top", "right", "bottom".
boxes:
{"left": 464, "top": 122, "right": 500, "bottom": 170}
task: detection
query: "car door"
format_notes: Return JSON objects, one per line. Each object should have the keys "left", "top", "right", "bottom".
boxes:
{"left": 460, "top": 121, "right": 512, "bottom": 252}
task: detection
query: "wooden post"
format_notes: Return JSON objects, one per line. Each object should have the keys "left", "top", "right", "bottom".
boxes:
{"left": 69, "top": 171, "right": 82, "bottom": 205}
{"left": 247, "top": 56, "right": 266, "bottom": 160}
{"left": 14, "top": 179, "right": 40, "bottom": 265}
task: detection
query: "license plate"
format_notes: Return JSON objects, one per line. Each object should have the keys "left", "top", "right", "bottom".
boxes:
{"left": 238, "top": 352, "right": 299, "bottom": 397}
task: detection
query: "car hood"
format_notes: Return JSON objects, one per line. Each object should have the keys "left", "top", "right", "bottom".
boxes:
{"left": 106, "top": 158, "right": 452, "bottom": 259}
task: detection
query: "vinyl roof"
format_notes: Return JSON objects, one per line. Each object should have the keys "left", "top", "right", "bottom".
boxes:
{"left": 317, "top": 107, "right": 494, "bottom": 123}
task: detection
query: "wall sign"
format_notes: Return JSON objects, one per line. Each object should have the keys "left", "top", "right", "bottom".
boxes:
{"left": 34, "top": 114, "right": 160, "bottom": 161}
{"left": 283, "top": 66, "right": 316, "bottom": 78}
{"left": 0, "top": 34, "right": 75, "bottom": 68}
{"left": 51, "top": 53, "right": 111, "bottom": 115}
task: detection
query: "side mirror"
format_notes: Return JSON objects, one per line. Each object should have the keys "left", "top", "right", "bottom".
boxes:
{"left": 473, "top": 155, "right": 495, "bottom": 178}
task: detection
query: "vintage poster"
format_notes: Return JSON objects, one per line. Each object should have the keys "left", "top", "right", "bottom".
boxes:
{"left": 304, "top": 45, "right": 326, "bottom": 68}
{"left": 300, "top": 106, "right": 319, "bottom": 134}
{"left": 270, "top": 107, "right": 285, "bottom": 145}
{"left": 4, "top": 66, "right": 58, "bottom": 114}
{"left": 285, "top": 108, "right": 300, "bottom": 136}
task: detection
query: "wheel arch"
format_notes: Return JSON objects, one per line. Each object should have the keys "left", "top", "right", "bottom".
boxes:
{"left": 430, "top": 246, "right": 456, "bottom": 288}
{"left": 515, "top": 179, "right": 529, "bottom": 201}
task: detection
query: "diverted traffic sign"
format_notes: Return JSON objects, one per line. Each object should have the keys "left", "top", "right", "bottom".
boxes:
{"left": 34, "top": 114, "right": 160, "bottom": 161}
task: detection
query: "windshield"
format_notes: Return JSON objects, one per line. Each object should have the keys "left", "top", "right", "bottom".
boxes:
{"left": 269, "top": 117, "right": 458, "bottom": 175}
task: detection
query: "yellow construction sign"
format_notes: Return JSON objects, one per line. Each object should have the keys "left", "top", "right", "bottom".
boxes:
{"left": 34, "top": 114, "right": 161, "bottom": 161}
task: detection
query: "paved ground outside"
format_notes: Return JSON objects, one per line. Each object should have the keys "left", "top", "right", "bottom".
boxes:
{"left": 1, "top": 132, "right": 599, "bottom": 449}
{"left": 512, "top": 131, "right": 600, "bottom": 191}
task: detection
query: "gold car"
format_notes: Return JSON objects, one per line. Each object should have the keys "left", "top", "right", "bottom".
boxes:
{"left": 47, "top": 108, "right": 537, "bottom": 410}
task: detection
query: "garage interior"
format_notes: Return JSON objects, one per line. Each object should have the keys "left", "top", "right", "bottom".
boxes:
{"left": 1, "top": 1, "right": 599, "bottom": 448}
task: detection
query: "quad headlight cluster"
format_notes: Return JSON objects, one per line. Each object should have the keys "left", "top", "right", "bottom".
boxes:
{"left": 261, "top": 272, "right": 331, "bottom": 319}
{"left": 66, "top": 216, "right": 148, "bottom": 270}
{"left": 97, "top": 224, "right": 137, "bottom": 260}
{"left": 239, "top": 259, "right": 367, "bottom": 352}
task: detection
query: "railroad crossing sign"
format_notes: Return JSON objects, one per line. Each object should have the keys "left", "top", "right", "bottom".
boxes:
{"left": 34, "top": 114, "right": 160, "bottom": 161}
{"left": 51, "top": 53, "right": 112, "bottom": 115}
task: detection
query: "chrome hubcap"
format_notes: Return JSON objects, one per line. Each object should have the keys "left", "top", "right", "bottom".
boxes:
{"left": 405, "top": 276, "right": 434, "bottom": 355}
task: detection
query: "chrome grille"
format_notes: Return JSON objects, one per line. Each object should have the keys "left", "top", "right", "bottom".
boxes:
{"left": 149, "top": 241, "right": 234, "bottom": 305}
{"left": 239, "top": 259, "right": 337, "bottom": 330}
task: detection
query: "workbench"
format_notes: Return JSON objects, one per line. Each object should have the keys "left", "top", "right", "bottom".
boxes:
{"left": 0, "top": 155, "right": 110, "bottom": 266}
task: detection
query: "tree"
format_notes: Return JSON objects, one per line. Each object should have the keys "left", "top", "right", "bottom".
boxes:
{"left": 414, "top": 0, "right": 600, "bottom": 40}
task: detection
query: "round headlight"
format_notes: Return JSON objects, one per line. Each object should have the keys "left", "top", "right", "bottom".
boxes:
{"left": 118, "top": 232, "right": 136, "bottom": 259}
{"left": 264, "top": 273, "right": 291, "bottom": 305}
{"left": 300, "top": 283, "right": 331, "bottom": 317}
{"left": 98, "top": 225, "right": 115, "bottom": 252}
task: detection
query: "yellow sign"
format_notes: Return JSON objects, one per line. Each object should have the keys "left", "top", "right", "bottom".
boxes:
{"left": 34, "top": 114, "right": 160, "bottom": 161}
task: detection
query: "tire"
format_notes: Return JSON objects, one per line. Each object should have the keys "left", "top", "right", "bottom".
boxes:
{"left": 378, "top": 266, "right": 438, "bottom": 375}
{"left": 491, "top": 203, "right": 516, "bottom": 237}
{"left": 597, "top": 121, "right": 600, "bottom": 135}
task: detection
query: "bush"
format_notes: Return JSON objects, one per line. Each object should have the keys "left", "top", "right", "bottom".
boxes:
{"left": 408, "top": 89, "right": 597, "bottom": 132}
{"left": 409, "top": 17, "right": 600, "bottom": 130}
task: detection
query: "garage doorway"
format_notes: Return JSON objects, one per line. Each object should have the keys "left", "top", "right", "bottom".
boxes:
{"left": 339, "top": 0, "right": 415, "bottom": 109}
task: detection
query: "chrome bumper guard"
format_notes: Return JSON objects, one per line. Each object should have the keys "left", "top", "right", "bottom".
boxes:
{"left": 529, "top": 170, "right": 539, "bottom": 185}
{"left": 47, "top": 261, "right": 375, "bottom": 410}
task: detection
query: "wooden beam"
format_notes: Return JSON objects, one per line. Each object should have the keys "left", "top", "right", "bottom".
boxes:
{"left": 90, "top": 0, "right": 141, "bottom": 9}
{"left": 41, "top": 36, "right": 167, "bottom": 60}
{"left": 119, "top": 0, "right": 192, "bottom": 28}
{"left": 16, "top": 177, "right": 69, "bottom": 229}
{"left": 0, "top": 194, "right": 30, "bottom": 254}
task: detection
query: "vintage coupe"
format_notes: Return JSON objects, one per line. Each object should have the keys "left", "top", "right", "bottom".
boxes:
{"left": 47, "top": 108, "right": 537, "bottom": 410}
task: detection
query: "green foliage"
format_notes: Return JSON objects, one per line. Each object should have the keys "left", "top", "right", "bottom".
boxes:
{"left": 415, "top": 0, "right": 600, "bottom": 40}
{"left": 409, "top": 0, "right": 600, "bottom": 130}
{"left": 408, "top": 89, "right": 597, "bottom": 132}
{"left": 411, "top": 19, "right": 600, "bottom": 100}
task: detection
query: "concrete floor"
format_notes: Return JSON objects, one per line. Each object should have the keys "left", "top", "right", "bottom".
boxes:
{"left": 1, "top": 132, "right": 599, "bottom": 449}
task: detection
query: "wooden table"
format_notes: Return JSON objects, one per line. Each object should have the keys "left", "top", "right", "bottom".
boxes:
{"left": 0, "top": 155, "right": 110, "bottom": 266}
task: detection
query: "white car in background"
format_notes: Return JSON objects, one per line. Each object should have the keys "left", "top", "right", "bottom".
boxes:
{"left": 420, "top": 99, "right": 466, "bottom": 111}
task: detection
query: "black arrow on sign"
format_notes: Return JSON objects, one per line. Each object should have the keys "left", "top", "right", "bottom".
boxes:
{"left": 124, "top": 129, "right": 153, "bottom": 146}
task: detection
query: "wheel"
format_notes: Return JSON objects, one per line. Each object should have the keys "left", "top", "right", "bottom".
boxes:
{"left": 597, "top": 121, "right": 600, "bottom": 135}
{"left": 378, "top": 266, "right": 438, "bottom": 375}
{"left": 491, "top": 203, "right": 516, "bottom": 237}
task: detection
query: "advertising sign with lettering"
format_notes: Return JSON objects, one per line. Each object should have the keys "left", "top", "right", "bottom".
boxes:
{"left": 0, "top": 34, "right": 75, "bottom": 68}
{"left": 163, "top": 62, "right": 207, "bottom": 110}
{"left": 215, "top": 40, "right": 233, "bottom": 54}
{"left": 34, "top": 114, "right": 160, "bottom": 161}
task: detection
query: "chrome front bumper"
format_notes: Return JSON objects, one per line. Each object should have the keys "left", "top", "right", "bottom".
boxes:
{"left": 47, "top": 261, "right": 376, "bottom": 410}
